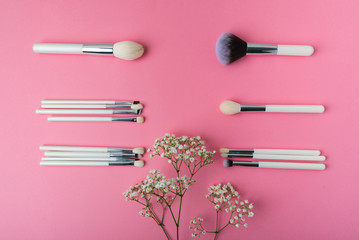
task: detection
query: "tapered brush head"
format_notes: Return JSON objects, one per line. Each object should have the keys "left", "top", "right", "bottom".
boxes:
{"left": 223, "top": 159, "right": 233, "bottom": 167}
{"left": 134, "top": 160, "right": 144, "bottom": 167}
{"left": 133, "top": 147, "right": 145, "bottom": 155}
{"left": 216, "top": 33, "right": 247, "bottom": 65}
{"left": 136, "top": 117, "right": 144, "bottom": 123}
{"left": 113, "top": 41, "right": 144, "bottom": 60}
{"left": 131, "top": 103, "right": 143, "bottom": 110}
{"left": 220, "top": 148, "right": 229, "bottom": 154}
{"left": 220, "top": 100, "right": 241, "bottom": 115}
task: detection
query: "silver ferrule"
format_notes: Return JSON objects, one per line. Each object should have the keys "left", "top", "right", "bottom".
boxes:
{"left": 108, "top": 148, "right": 133, "bottom": 153}
{"left": 113, "top": 110, "right": 141, "bottom": 115}
{"left": 105, "top": 105, "right": 132, "bottom": 109}
{"left": 232, "top": 161, "right": 259, "bottom": 167}
{"left": 109, "top": 161, "right": 134, "bottom": 166}
{"left": 109, "top": 153, "right": 138, "bottom": 158}
{"left": 247, "top": 43, "right": 278, "bottom": 54}
{"left": 112, "top": 117, "right": 137, "bottom": 122}
{"left": 114, "top": 101, "right": 139, "bottom": 105}
{"left": 82, "top": 44, "right": 113, "bottom": 55}
{"left": 108, "top": 157, "right": 135, "bottom": 161}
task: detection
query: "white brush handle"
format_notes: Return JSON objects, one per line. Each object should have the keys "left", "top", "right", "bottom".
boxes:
{"left": 36, "top": 109, "right": 114, "bottom": 114}
{"left": 253, "top": 154, "right": 325, "bottom": 161}
{"left": 265, "top": 105, "right": 324, "bottom": 113}
{"left": 48, "top": 116, "right": 113, "bottom": 122}
{"left": 40, "top": 146, "right": 109, "bottom": 152}
{"left": 40, "top": 161, "right": 109, "bottom": 166}
{"left": 42, "top": 157, "right": 119, "bottom": 161}
{"left": 41, "top": 100, "right": 117, "bottom": 104}
{"left": 44, "top": 152, "right": 112, "bottom": 157}
{"left": 259, "top": 162, "right": 325, "bottom": 170}
{"left": 254, "top": 149, "right": 320, "bottom": 156}
{"left": 33, "top": 43, "right": 83, "bottom": 54}
{"left": 277, "top": 45, "right": 314, "bottom": 56}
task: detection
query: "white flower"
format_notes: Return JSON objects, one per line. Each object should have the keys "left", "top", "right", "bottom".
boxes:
{"left": 244, "top": 223, "right": 248, "bottom": 228}
{"left": 248, "top": 212, "right": 254, "bottom": 217}
{"left": 235, "top": 223, "right": 240, "bottom": 228}
{"left": 248, "top": 204, "right": 253, "bottom": 209}
{"left": 215, "top": 205, "right": 220, "bottom": 210}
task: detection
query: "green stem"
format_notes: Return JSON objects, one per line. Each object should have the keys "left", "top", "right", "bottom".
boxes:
{"left": 213, "top": 210, "right": 219, "bottom": 240}
{"left": 176, "top": 196, "right": 183, "bottom": 240}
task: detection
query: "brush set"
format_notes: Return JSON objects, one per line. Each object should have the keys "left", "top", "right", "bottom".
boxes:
{"left": 216, "top": 32, "right": 314, "bottom": 65}
{"left": 221, "top": 148, "right": 326, "bottom": 170}
{"left": 220, "top": 100, "right": 324, "bottom": 115}
{"left": 33, "top": 41, "right": 144, "bottom": 60}
{"left": 39, "top": 145, "right": 145, "bottom": 167}
{"left": 36, "top": 100, "right": 144, "bottom": 123}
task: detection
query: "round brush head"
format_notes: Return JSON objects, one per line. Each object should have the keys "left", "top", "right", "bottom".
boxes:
{"left": 136, "top": 117, "right": 144, "bottom": 123}
{"left": 113, "top": 41, "right": 144, "bottom": 60}
{"left": 133, "top": 147, "right": 145, "bottom": 155}
{"left": 223, "top": 159, "right": 233, "bottom": 167}
{"left": 219, "top": 100, "right": 241, "bottom": 115}
{"left": 220, "top": 148, "right": 229, "bottom": 154}
{"left": 216, "top": 33, "right": 247, "bottom": 65}
{"left": 134, "top": 160, "right": 144, "bottom": 167}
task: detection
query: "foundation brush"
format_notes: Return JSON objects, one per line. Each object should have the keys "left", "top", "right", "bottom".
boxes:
{"left": 33, "top": 41, "right": 144, "bottom": 60}
{"left": 40, "top": 160, "right": 145, "bottom": 167}
{"left": 224, "top": 160, "right": 325, "bottom": 170}
{"left": 216, "top": 33, "right": 314, "bottom": 65}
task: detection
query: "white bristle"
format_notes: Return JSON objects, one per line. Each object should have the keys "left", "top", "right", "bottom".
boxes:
{"left": 113, "top": 41, "right": 144, "bottom": 60}
{"left": 131, "top": 103, "right": 143, "bottom": 110}
{"left": 220, "top": 100, "right": 241, "bottom": 115}
{"left": 134, "top": 160, "right": 144, "bottom": 167}
{"left": 220, "top": 148, "right": 229, "bottom": 153}
{"left": 136, "top": 117, "right": 144, "bottom": 123}
{"left": 221, "top": 153, "right": 229, "bottom": 157}
{"left": 133, "top": 147, "right": 145, "bottom": 155}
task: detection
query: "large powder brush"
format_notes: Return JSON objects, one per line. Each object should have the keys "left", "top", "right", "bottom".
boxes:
{"left": 216, "top": 33, "right": 314, "bottom": 65}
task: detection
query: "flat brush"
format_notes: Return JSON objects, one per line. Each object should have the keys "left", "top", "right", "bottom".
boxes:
{"left": 41, "top": 100, "right": 139, "bottom": 105}
{"left": 39, "top": 146, "right": 145, "bottom": 154}
{"left": 40, "top": 160, "right": 145, "bottom": 167}
{"left": 44, "top": 151, "right": 141, "bottom": 158}
{"left": 47, "top": 116, "right": 144, "bottom": 123}
{"left": 222, "top": 153, "right": 325, "bottom": 161}
{"left": 224, "top": 160, "right": 325, "bottom": 170}
{"left": 220, "top": 100, "right": 324, "bottom": 115}
{"left": 41, "top": 104, "right": 143, "bottom": 110}
{"left": 33, "top": 41, "right": 144, "bottom": 60}
{"left": 216, "top": 33, "right": 314, "bottom": 65}
{"left": 42, "top": 157, "right": 137, "bottom": 161}
{"left": 220, "top": 148, "right": 321, "bottom": 156}
{"left": 36, "top": 109, "right": 141, "bottom": 115}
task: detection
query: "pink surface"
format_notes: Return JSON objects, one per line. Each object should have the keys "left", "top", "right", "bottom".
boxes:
{"left": 1, "top": 0, "right": 359, "bottom": 239}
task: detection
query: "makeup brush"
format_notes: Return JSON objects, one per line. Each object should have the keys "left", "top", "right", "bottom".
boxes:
{"left": 220, "top": 100, "right": 324, "bottom": 115}
{"left": 47, "top": 116, "right": 144, "bottom": 122}
{"left": 41, "top": 100, "right": 139, "bottom": 105}
{"left": 221, "top": 153, "right": 325, "bottom": 161}
{"left": 224, "top": 160, "right": 325, "bottom": 170}
{"left": 42, "top": 157, "right": 137, "bottom": 161}
{"left": 220, "top": 148, "right": 321, "bottom": 156}
{"left": 39, "top": 146, "right": 145, "bottom": 154}
{"left": 36, "top": 109, "right": 141, "bottom": 115}
{"left": 33, "top": 41, "right": 144, "bottom": 60}
{"left": 41, "top": 103, "right": 143, "bottom": 110}
{"left": 44, "top": 151, "right": 141, "bottom": 158}
{"left": 216, "top": 33, "right": 314, "bottom": 65}
{"left": 40, "top": 160, "right": 145, "bottom": 167}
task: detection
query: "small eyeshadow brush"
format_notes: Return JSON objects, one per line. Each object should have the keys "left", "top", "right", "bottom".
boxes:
{"left": 222, "top": 153, "right": 325, "bottom": 161}
{"left": 36, "top": 109, "right": 141, "bottom": 115}
{"left": 40, "top": 160, "right": 145, "bottom": 167}
{"left": 42, "top": 157, "right": 137, "bottom": 161}
{"left": 220, "top": 148, "right": 321, "bottom": 156}
{"left": 41, "top": 103, "right": 143, "bottom": 110}
{"left": 224, "top": 160, "right": 325, "bottom": 170}
{"left": 44, "top": 151, "right": 141, "bottom": 158}
{"left": 41, "top": 100, "right": 140, "bottom": 105}
{"left": 220, "top": 100, "right": 324, "bottom": 115}
{"left": 40, "top": 146, "right": 145, "bottom": 154}
{"left": 33, "top": 41, "right": 144, "bottom": 60}
{"left": 47, "top": 116, "right": 144, "bottom": 123}
{"left": 216, "top": 32, "right": 314, "bottom": 65}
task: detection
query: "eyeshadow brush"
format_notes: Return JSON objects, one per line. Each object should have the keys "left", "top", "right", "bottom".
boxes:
{"left": 36, "top": 109, "right": 141, "bottom": 115}
{"left": 41, "top": 103, "right": 143, "bottom": 110}
{"left": 40, "top": 146, "right": 145, "bottom": 154}
{"left": 44, "top": 151, "right": 141, "bottom": 158}
{"left": 222, "top": 153, "right": 325, "bottom": 161}
{"left": 220, "top": 148, "right": 321, "bottom": 156}
{"left": 41, "top": 100, "right": 140, "bottom": 105}
{"left": 42, "top": 157, "right": 137, "bottom": 161}
{"left": 224, "top": 160, "right": 325, "bottom": 170}
{"left": 47, "top": 116, "right": 144, "bottom": 123}
{"left": 40, "top": 160, "right": 145, "bottom": 167}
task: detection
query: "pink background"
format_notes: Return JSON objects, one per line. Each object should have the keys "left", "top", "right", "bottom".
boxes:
{"left": 1, "top": 0, "right": 359, "bottom": 239}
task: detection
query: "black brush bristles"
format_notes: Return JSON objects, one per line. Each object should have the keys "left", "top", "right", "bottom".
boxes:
{"left": 223, "top": 159, "right": 233, "bottom": 167}
{"left": 216, "top": 33, "right": 247, "bottom": 65}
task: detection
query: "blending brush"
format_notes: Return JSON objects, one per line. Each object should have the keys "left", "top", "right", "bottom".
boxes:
{"left": 216, "top": 33, "right": 314, "bottom": 65}
{"left": 220, "top": 100, "right": 324, "bottom": 115}
{"left": 36, "top": 109, "right": 141, "bottom": 115}
{"left": 47, "top": 116, "right": 144, "bottom": 122}
{"left": 40, "top": 160, "right": 145, "bottom": 167}
{"left": 220, "top": 148, "right": 321, "bottom": 156}
{"left": 40, "top": 146, "right": 145, "bottom": 154}
{"left": 41, "top": 100, "right": 140, "bottom": 105}
{"left": 33, "top": 41, "right": 144, "bottom": 60}
{"left": 44, "top": 151, "right": 141, "bottom": 158}
{"left": 41, "top": 103, "right": 143, "bottom": 110}
{"left": 41, "top": 157, "right": 137, "bottom": 161}
{"left": 222, "top": 153, "right": 325, "bottom": 161}
{"left": 224, "top": 160, "right": 325, "bottom": 170}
